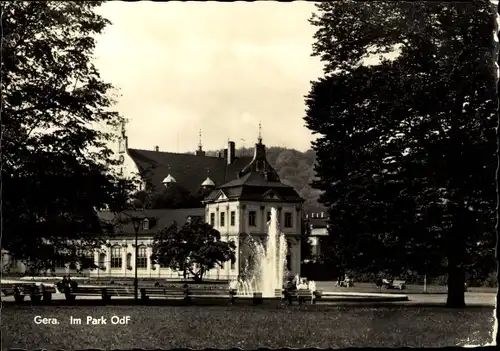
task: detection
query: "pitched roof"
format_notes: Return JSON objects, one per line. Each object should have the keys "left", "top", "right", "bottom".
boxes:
{"left": 220, "top": 172, "right": 289, "bottom": 189}
{"left": 205, "top": 171, "right": 303, "bottom": 203}
{"left": 97, "top": 208, "right": 205, "bottom": 235}
{"left": 203, "top": 141, "right": 304, "bottom": 204}
{"left": 127, "top": 148, "right": 252, "bottom": 194}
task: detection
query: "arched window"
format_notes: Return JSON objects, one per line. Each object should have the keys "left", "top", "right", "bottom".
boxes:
{"left": 99, "top": 253, "right": 106, "bottom": 268}
{"left": 111, "top": 246, "right": 122, "bottom": 269}
{"left": 137, "top": 246, "right": 147, "bottom": 269}
{"left": 79, "top": 250, "right": 95, "bottom": 269}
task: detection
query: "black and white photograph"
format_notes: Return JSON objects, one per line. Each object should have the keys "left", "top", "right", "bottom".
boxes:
{"left": 1, "top": 0, "right": 498, "bottom": 349}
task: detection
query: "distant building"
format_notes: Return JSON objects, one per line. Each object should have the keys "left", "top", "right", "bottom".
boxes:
{"left": 117, "top": 124, "right": 253, "bottom": 194}
{"left": 303, "top": 208, "right": 329, "bottom": 257}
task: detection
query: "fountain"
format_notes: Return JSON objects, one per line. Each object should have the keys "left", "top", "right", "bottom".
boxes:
{"left": 230, "top": 207, "right": 291, "bottom": 298}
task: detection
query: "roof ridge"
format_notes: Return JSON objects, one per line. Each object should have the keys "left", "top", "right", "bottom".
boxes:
{"left": 129, "top": 148, "right": 222, "bottom": 159}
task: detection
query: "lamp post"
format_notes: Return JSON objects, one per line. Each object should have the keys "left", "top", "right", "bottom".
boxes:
{"left": 131, "top": 217, "right": 142, "bottom": 302}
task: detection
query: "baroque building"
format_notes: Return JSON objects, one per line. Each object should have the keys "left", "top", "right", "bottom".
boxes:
{"left": 203, "top": 134, "right": 304, "bottom": 278}
{"left": 85, "top": 132, "right": 304, "bottom": 280}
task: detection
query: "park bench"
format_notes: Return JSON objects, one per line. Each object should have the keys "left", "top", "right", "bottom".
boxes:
{"left": 275, "top": 288, "right": 284, "bottom": 300}
{"left": 140, "top": 286, "right": 186, "bottom": 301}
{"left": 337, "top": 278, "right": 354, "bottom": 288}
{"left": 63, "top": 286, "right": 138, "bottom": 302}
{"left": 105, "top": 286, "right": 136, "bottom": 300}
{"left": 283, "top": 288, "right": 316, "bottom": 305}
{"left": 392, "top": 280, "right": 406, "bottom": 290}
{"left": 314, "top": 290, "right": 323, "bottom": 299}
{"left": 186, "top": 287, "right": 237, "bottom": 305}
{"left": 1, "top": 283, "right": 56, "bottom": 303}
{"left": 296, "top": 289, "right": 315, "bottom": 304}
{"left": 380, "top": 279, "right": 406, "bottom": 290}
{"left": 63, "top": 286, "right": 107, "bottom": 301}
{"left": 1, "top": 284, "right": 16, "bottom": 297}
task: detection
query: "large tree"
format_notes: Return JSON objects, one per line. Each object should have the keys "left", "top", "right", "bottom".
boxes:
{"left": 2, "top": 1, "right": 133, "bottom": 271}
{"left": 305, "top": 1, "right": 496, "bottom": 307}
{"left": 130, "top": 183, "right": 206, "bottom": 210}
{"left": 152, "top": 218, "right": 236, "bottom": 282}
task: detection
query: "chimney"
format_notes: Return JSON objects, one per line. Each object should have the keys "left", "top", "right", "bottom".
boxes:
{"left": 223, "top": 148, "right": 228, "bottom": 159}
{"left": 154, "top": 146, "right": 159, "bottom": 152}
{"left": 228, "top": 141, "right": 236, "bottom": 165}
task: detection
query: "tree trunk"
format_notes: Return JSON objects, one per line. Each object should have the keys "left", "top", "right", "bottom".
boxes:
{"left": 445, "top": 264, "right": 466, "bottom": 308}
{"left": 445, "top": 208, "right": 467, "bottom": 308}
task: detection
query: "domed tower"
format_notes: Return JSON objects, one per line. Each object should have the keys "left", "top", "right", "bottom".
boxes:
{"left": 162, "top": 174, "right": 176, "bottom": 188}
{"left": 201, "top": 176, "right": 215, "bottom": 189}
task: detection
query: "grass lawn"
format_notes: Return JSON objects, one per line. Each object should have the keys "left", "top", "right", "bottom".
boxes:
{"left": 1, "top": 304, "right": 494, "bottom": 349}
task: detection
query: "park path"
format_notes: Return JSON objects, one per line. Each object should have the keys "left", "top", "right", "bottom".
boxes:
{"left": 1, "top": 291, "right": 494, "bottom": 306}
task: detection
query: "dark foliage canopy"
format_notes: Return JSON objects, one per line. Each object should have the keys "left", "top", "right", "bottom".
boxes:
{"left": 151, "top": 218, "right": 236, "bottom": 282}
{"left": 305, "top": 1, "right": 496, "bottom": 307}
{"left": 2, "top": 1, "right": 135, "bottom": 271}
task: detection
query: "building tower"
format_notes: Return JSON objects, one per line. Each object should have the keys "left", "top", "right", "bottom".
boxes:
{"left": 196, "top": 129, "right": 206, "bottom": 156}
{"left": 203, "top": 128, "right": 304, "bottom": 280}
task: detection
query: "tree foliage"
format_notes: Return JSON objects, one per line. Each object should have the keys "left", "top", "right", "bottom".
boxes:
{"left": 131, "top": 183, "right": 209, "bottom": 210}
{"left": 305, "top": 1, "right": 496, "bottom": 307}
{"left": 152, "top": 218, "right": 236, "bottom": 282}
{"left": 2, "top": 1, "right": 134, "bottom": 271}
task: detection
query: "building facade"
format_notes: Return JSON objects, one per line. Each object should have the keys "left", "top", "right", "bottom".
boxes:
{"left": 203, "top": 136, "right": 304, "bottom": 279}
{"left": 86, "top": 135, "right": 304, "bottom": 280}
{"left": 1, "top": 130, "right": 310, "bottom": 279}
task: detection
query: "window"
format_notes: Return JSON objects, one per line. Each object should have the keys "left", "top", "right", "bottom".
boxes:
{"left": 286, "top": 253, "right": 292, "bottom": 270}
{"left": 137, "top": 246, "right": 147, "bottom": 269}
{"left": 230, "top": 258, "right": 235, "bottom": 270}
{"left": 81, "top": 251, "right": 95, "bottom": 268}
{"left": 286, "top": 241, "right": 292, "bottom": 270}
{"left": 142, "top": 218, "right": 149, "bottom": 230}
{"left": 220, "top": 212, "right": 225, "bottom": 227}
{"left": 126, "top": 253, "right": 132, "bottom": 269}
{"left": 99, "top": 253, "right": 106, "bottom": 268}
{"left": 284, "top": 212, "right": 293, "bottom": 228}
{"left": 111, "top": 246, "right": 122, "bottom": 269}
{"left": 210, "top": 213, "right": 215, "bottom": 226}
{"left": 249, "top": 211, "right": 256, "bottom": 227}
{"left": 267, "top": 211, "right": 271, "bottom": 221}
{"left": 230, "top": 211, "right": 235, "bottom": 226}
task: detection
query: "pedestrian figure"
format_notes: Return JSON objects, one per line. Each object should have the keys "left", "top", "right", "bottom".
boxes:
{"left": 61, "top": 275, "right": 68, "bottom": 289}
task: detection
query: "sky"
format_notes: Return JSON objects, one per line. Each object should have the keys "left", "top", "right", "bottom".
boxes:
{"left": 93, "top": 1, "right": 324, "bottom": 153}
